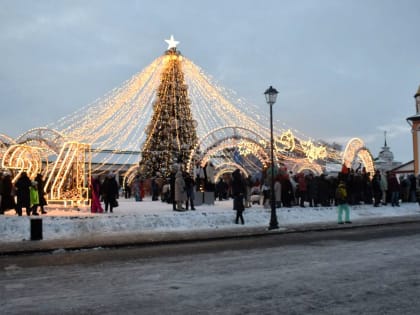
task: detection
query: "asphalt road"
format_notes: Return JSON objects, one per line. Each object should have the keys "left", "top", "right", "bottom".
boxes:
{"left": 1, "top": 222, "right": 420, "bottom": 314}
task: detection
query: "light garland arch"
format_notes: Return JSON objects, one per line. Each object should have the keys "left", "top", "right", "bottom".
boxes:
{"left": 342, "top": 138, "right": 375, "bottom": 177}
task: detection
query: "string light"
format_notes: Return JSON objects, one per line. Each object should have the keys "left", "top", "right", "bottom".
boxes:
{"left": 0, "top": 38, "right": 376, "bottom": 203}
{"left": 342, "top": 138, "right": 375, "bottom": 177}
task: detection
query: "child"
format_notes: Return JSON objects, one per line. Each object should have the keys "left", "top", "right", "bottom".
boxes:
{"left": 29, "top": 181, "right": 40, "bottom": 216}
{"left": 335, "top": 181, "right": 351, "bottom": 224}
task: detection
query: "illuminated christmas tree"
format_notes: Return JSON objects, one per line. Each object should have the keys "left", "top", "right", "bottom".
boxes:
{"left": 139, "top": 36, "right": 198, "bottom": 177}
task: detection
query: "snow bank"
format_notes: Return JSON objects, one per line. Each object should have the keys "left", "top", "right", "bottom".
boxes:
{"left": 0, "top": 198, "right": 419, "bottom": 242}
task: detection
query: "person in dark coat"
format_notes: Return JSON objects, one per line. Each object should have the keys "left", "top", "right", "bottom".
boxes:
{"left": 318, "top": 174, "right": 331, "bottom": 206}
{"left": 0, "top": 172, "right": 16, "bottom": 215}
{"left": 306, "top": 173, "right": 317, "bottom": 207}
{"left": 35, "top": 173, "right": 47, "bottom": 214}
{"left": 231, "top": 169, "right": 246, "bottom": 224}
{"left": 124, "top": 181, "right": 131, "bottom": 199}
{"left": 151, "top": 177, "right": 159, "bottom": 201}
{"left": 388, "top": 173, "right": 400, "bottom": 207}
{"left": 216, "top": 178, "right": 228, "bottom": 201}
{"left": 101, "top": 173, "right": 119, "bottom": 213}
{"left": 132, "top": 175, "right": 142, "bottom": 202}
{"left": 372, "top": 170, "right": 382, "bottom": 207}
{"left": 281, "top": 175, "right": 293, "bottom": 207}
{"left": 15, "top": 171, "right": 32, "bottom": 216}
{"left": 184, "top": 172, "right": 196, "bottom": 210}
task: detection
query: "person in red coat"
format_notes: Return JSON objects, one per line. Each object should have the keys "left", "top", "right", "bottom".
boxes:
{"left": 90, "top": 175, "right": 103, "bottom": 213}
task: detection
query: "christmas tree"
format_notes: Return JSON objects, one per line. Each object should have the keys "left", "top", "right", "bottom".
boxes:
{"left": 139, "top": 36, "right": 198, "bottom": 177}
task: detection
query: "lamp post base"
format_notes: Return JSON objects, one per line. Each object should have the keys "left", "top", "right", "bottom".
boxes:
{"left": 268, "top": 207, "right": 279, "bottom": 230}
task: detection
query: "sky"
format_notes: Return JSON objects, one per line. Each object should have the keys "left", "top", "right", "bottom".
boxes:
{"left": 1, "top": 0, "right": 419, "bottom": 163}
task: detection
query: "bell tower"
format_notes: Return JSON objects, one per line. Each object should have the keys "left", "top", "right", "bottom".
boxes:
{"left": 406, "top": 85, "right": 420, "bottom": 175}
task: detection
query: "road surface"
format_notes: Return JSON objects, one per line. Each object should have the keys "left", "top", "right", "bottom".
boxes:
{"left": 1, "top": 223, "right": 420, "bottom": 314}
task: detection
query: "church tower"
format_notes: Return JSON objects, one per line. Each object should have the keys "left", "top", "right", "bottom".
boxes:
{"left": 406, "top": 85, "right": 420, "bottom": 175}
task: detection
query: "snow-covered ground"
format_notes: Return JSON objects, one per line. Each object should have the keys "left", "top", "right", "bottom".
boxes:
{"left": 1, "top": 197, "right": 419, "bottom": 242}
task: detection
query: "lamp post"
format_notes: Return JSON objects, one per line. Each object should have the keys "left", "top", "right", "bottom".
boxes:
{"left": 265, "top": 85, "right": 279, "bottom": 230}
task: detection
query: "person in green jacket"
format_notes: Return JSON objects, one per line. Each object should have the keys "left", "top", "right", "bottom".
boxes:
{"left": 29, "top": 181, "right": 40, "bottom": 216}
{"left": 335, "top": 180, "right": 351, "bottom": 224}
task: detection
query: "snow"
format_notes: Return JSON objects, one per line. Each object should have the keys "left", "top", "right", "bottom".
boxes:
{"left": 0, "top": 197, "right": 419, "bottom": 242}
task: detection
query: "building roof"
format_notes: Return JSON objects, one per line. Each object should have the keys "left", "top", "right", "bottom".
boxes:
{"left": 390, "top": 160, "right": 414, "bottom": 174}
{"left": 407, "top": 114, "right": 420, "bottom": 122}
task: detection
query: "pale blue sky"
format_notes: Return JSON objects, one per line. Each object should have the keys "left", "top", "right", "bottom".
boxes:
{"left": 1, "top": 0, "right": 419, "bottom": 162}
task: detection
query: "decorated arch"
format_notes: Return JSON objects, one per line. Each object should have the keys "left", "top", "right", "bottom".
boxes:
{"left": 16, "top": 127, "right": 66, "bottom": 155}
{"left": 1, "top": 144, "right": 47, "bottom": 182}
{"left": 186, "top": 126, "right": 273, "bottom": 173}
{"left": 342, "top": 138, "right": 375, "bottom": 176}
{"left": 214, "top": 162, "right": 249, "bottom": 182}
{"left": 291, "top": 161, "right": 324, "bottom": 176}
{"left": 0, "top": 133, "right": 16, "bottom": 160}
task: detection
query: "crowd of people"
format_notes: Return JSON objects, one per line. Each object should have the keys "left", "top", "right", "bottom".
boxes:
{"left": 240, "top": 166, "right": 419, "bottom": 210}
{"left": 90, "top": 172, "right": 120, "bottom": 213}
{"left": 2, "top": 163, "right": 418, "bottom": 221}
{"left": 130, "top": 162, "right": 420, "bottom": 213}
{"left": 0, "top": 170, "right": 121, "bottom": 216}
{"left": 0, "top": 171, "right": 47, "bottom": 216}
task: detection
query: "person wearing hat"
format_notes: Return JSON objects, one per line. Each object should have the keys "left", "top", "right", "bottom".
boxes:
{"left": 335, "top": 180, "right": 351, "bottom": 224}
{"left": 101, "top": 172, "right": 119, "bottom": 213}
{"left": 29, "top": 180, "right": 40, "bottom": 216}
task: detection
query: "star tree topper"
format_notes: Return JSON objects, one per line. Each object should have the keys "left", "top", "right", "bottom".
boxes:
{"left": 165, "top": 35, "right": 180, "bottom": 50}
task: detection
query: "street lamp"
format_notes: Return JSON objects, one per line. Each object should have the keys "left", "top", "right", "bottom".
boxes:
{"left": 264, "top": 85, "right": 279, "bottom": 230}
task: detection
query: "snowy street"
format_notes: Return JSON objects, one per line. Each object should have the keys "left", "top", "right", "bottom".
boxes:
{"left": 1, "top": 222, "right": 420, "bottom": 314}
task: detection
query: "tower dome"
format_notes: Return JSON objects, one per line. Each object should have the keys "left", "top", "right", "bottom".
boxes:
{"left": 377, "top": 131, "right": 394, "bottom": 163}
{"left": 378, "top": 146, "right": 394, "bottom": 163}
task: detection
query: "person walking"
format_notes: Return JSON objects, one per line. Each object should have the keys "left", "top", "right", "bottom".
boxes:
{"left": 261, "top": 180, "right": 270, "bottom": 208}
{"left": 232, "top": 169, "right": 246, "bottom": 224}
{"left": 336, "top": 181, "right": 351, "bottom": 224}
{"left": 15, "top": 172, "right": 32, "bottom": 216}
{"left": 90, "top": 175, "right": 103, "bottom": 213}
{"left": 101, "top": 173, "right": 119, "bottom": 213}
{"left": 124, "top": 181, "right": 131, "bottom": 199}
